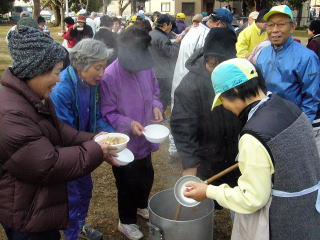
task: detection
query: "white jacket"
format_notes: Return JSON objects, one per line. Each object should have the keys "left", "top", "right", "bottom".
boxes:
{"left": 171, "top": 23, "right": 210, "bottom": 108}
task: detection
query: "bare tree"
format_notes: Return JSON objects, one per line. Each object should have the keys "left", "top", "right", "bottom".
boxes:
{"left": 86, "top": 0, "right": 90, "bottom": 11}
{"left": 33, "top": 0, "right": 41, "bottom": 18}
{"left": 119, "top": 0, "right": 131, "bottom": 16}
{"left": 131, "top": 0, "right": 136, "bottom": 15}
{"left": 103, "top": 0, "right": 111, "bottom": 14}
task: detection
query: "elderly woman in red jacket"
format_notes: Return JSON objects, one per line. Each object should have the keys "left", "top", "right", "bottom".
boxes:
{"left": 0, "top": 26, "right": 115, "bottom": 240}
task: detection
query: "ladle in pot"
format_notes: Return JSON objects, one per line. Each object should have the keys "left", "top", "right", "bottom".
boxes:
{"left": 174, "top": 163, "right": 239, "bottom": 220}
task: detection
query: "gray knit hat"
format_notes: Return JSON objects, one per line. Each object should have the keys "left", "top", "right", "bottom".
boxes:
{"left": 17, "top": 17, "right": 38, "bottom": 30}
{"left": 8, "top": 26, "right": 67, "bottom": 80}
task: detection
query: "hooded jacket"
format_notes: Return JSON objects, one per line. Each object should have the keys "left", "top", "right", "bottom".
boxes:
{"left": 171, "top": 49, "right": 240, "bottom": 184}
{"left": 100, "top": 59, "right": 163, "bottom": 159}
{"left": 0, "top": 69, "right": 104, "bottom": 232}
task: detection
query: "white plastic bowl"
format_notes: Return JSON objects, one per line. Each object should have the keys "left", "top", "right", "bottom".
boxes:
{"left": 113, "top": 148, "right": 134, "bottom": 166}
{"left": 94, "top": 133, "right": 130, "bottom": 153}
{"left": 143, "top": 124, "right": 170, "bottom": 143}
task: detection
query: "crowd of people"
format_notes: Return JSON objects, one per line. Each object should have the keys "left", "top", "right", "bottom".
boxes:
{"left": 0, "top": 3, "right": 320, "bottom": 240}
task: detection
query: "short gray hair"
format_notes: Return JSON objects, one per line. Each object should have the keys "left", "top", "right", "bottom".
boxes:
{"left": 91, "top": 12, "right": 97, "bottom": 18}
{"left": 69, "top": 39, "right": 113, "bottom": 71}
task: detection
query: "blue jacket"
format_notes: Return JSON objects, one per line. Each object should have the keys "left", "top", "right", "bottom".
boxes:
{"left": 256, "top": 37, "right": 320, "bottom": 120}
{"left": 50, "top": 66, "right": 114, "bottom": 133}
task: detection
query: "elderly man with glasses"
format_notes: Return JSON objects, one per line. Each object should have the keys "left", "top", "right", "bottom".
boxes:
{"left": 256, "top": 5, "right": 320, "bottom": 152}
{"left": 256, "top": 5, "right": 320, "bottom": 121}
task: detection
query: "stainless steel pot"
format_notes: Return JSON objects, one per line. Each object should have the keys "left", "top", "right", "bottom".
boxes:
{"left": 148, "top": 188, "right": 214, "bottom": 240}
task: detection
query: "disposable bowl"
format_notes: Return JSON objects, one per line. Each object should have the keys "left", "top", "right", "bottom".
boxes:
{"left": 94, "top": 133, "right": 130, "bottom": 153}
{"left": 113, "top": 148, "right": 134, "bottom": 166}
{"left": 143, "top": 124, "right": 170, "bottom": 143}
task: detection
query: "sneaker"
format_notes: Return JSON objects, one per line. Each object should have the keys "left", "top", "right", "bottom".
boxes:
{"left": 79, "top": 224, "right": 103, "bottom": 240}
{"left": 137, "top": 208, "right": 149, "bottom": 219}
{"left": 118, "top": 221, "right": 143, "bottom": 240}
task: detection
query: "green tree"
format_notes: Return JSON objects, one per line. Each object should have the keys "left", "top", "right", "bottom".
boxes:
{"left": 0, "top": 0, "right": 14, "bottom": 14}
{"left": 87, "top": 0, "right": 103, "bottom": 12}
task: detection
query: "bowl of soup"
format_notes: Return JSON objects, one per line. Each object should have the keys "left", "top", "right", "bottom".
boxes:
{"left": 94, "top": 133, "right": 130, "bottom": 153}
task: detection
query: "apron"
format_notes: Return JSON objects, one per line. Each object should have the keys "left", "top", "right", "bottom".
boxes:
{"left": 231, "top": 197, "right": 271, "bottom": 240}
{"left": 231, "top": 93, "right": 320, "bottom": 240}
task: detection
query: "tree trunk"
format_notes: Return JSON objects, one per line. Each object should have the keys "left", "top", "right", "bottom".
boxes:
{"left": 52, "top": 4, "right": 61, "bottom": 27}
{"left": 60, "top": 5, "right": 65, "bottom": 31}
{"left": 86, "top": 0, "right": 90, "bottom": 11}
{"left": 296, "top": 4, "right": 302, "bottom": 27}
{"left": 33, "top": 0, "right": 41, "bottom": 18}
{"left": 131, "top": 0, "right": 136, "bottom": 15}
{"left": 79, "top": 0, "right": 85, "bottom": 9}
{"left": 103, "top": 0, "right": 108, "bottom": 14}
{"left": 120, "top": 0, "right": 131, "bottom": 16}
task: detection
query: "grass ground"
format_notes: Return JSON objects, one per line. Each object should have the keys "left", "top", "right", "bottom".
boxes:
{"left": 0, "top": 26, "right": 64, "bottom": 77}
{"left": 293, "top": 29, "right": 309, "bottom": 39}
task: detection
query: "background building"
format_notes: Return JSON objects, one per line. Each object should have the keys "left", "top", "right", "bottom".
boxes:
{"left": 107, "top": 0, "right": 243, "bottom": 17}
{"left": 311, "top": 0, "right": 320, "bottom": 19}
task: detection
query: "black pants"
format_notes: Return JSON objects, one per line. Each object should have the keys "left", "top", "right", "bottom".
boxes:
{"left": 112, "top": 154, "right": 154, "bottom": 224}
{"left": 157, "top": 77, "right": 172, "bottom": 112}
{"left": 2, "top": 224, "right": 60, "bottom": 240}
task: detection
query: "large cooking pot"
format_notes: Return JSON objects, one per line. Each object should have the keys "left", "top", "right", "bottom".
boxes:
{"left": 148, "top": 188, "right": 214, "bottom": 240}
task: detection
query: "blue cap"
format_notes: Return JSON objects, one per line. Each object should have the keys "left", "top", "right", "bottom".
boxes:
{"left": 137, "top": 13, "right": 145, "bottom": 19}
{"left": 211, "top": 8, "right": 234, "bottom": 31}
{"left": 211, "top": 58, "right": 258, "bottom": 109}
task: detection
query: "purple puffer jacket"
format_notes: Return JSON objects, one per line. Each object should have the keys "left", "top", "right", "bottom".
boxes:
{"left": 100, "top": 59, "right": 163, "bottom": 159}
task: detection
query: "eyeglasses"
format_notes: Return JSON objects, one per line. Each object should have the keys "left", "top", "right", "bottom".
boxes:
{"left": 266, "top": 21, "right": 292, "bottom": 29}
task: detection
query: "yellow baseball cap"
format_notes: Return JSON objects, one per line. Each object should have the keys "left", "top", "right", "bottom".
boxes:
{"left": 264, "top": 5, "right": 294, "bottom": 21}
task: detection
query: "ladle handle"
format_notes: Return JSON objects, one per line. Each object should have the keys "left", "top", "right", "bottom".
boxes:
{"left": 204, "top": 163, "right": 239, "bottom": 184}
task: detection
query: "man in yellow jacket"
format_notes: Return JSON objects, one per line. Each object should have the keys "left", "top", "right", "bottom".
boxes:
{"left": 236, "top": 9, "right": 268, "bottom": 58}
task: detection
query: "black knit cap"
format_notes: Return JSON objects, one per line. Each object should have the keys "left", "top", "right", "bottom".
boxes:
{"left": 203, "top": 27, "right": 237, "bottom": 60}
{"left": 8, "top": 26, "right": 67, "bottom": 80}
{"left": 155, "top": 14, "right": 171, "bottom": 27}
